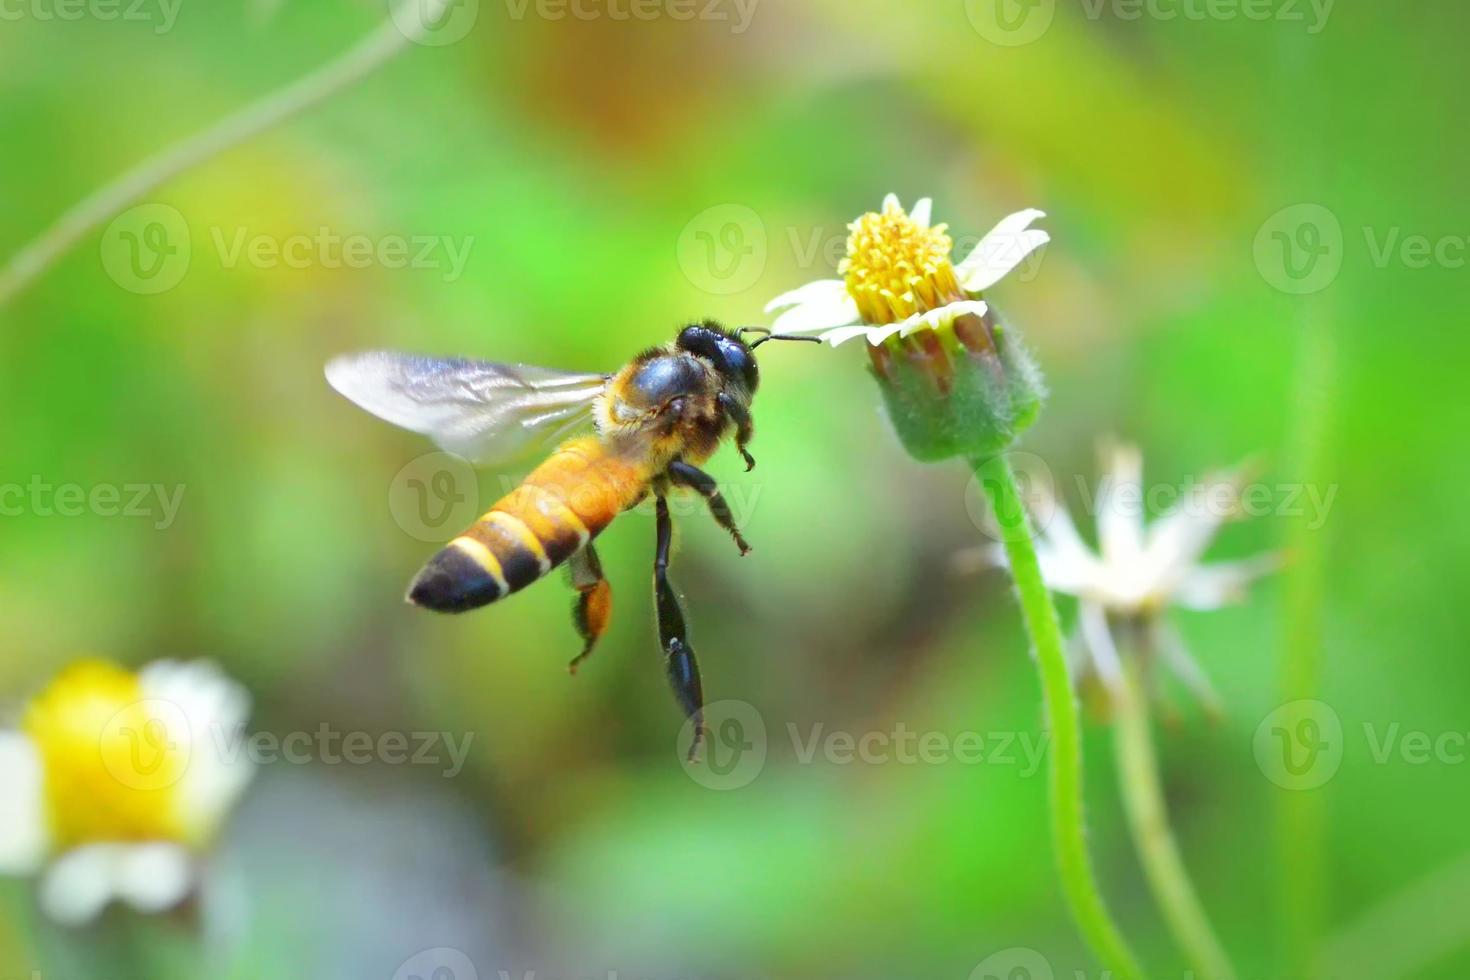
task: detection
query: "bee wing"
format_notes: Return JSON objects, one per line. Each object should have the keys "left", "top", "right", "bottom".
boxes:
{"left": 325, "top": 350, "right": 608, "bottom": 466}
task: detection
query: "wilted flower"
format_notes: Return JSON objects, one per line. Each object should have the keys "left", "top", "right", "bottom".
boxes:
{"left": 765, "top": 194, "right": 1051, "bottom": 461}
{"left": 976, "top": 446, "right": 1287, "bottom": 719}
{"left": 979, "top": 444, "right": 1278, "bottom": 715}
{"left": 0, "top": 659, "right": 253, "bottom": 925}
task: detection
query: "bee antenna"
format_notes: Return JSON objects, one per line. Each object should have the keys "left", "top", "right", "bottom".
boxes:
{"left": 751, "top": 334, "right": 822, "bottom": 349}
{"left": 736, "top": 326, "right": 822, "bottom": 350}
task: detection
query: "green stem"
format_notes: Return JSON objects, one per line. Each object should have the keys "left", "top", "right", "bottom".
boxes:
{"left": 1114, "top": 660, "right": 1236, "bottom": 980}
{"left": 1277, "top": 301, "right": 1334, "bottom": 975}
{"left": 0, "top": 0, "right": 456, "bottom": 309}
{"left": 975, "top": 452, "right": 1146, "bottom": 980}
{"left": 1316, "top": 849, "right": 1470, "bottom": 980}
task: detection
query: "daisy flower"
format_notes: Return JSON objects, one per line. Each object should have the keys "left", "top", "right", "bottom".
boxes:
{"left": 764, "top": 193, "right": 1049, "bottom": 348}
{"left": 0, "top": 659, "right": 254, "bottom": 926}
{"left": 984, "top": 443, "right": 1278, "bottom": 714}
{"left": 764, "top": 194, "right": 1051, "bottom": 462}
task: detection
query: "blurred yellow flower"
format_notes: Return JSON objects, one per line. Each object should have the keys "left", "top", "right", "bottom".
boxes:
{"left": 764, "top": 194, "right": 1049, "bottom": 347}
{"left": 0, "top": 659, "right": 253, "bottom": 926}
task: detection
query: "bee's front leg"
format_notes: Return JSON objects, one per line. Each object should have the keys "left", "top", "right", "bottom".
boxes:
{"left": 667, "top": 459, "right": 750, "bottom": 556}
{"left": 718, "top": 391, "right": 755, "bottom": 471}
{"left": 654, "top": 494, "right": 705, "bottom": 761}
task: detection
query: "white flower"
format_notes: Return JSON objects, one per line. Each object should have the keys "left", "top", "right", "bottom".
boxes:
{"left": 764, "top": 194, "right": 1049, "bottom": 347}
{"left": 985, "top": 444, "right": 1277, "bottom": 714}
{"left": 0, "top": 659, "right": 254, "bottom": 926}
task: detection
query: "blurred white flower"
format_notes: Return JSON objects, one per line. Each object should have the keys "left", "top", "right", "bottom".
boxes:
{"left": 0, "top": 659, "right": 253, "bottom": 926}
{"left": 982, "top": 444, "right": 1277, "bottom": 714}
{"left": 763, "top": 194, "right": 1049, "bottom": 347}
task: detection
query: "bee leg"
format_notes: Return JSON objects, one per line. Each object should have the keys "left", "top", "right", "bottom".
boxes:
{"left": 655, "top": 494, "right": 705, "bottom": 761}
{"left": 718, "top": 391, "right": 755, "bottom": 471}
{"left": 566, "top": 542, "right": 611, "bottom": 675}
{"left": 667, "top": 459, "right": 751, "bottom": 556}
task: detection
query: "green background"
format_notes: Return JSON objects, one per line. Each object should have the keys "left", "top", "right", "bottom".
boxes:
{"left": 1, "top": 1, "right": 1467, "bottom": 977}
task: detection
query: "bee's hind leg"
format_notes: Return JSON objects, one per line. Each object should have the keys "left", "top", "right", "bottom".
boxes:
{"left": 654, "top": 494, "right": 705, "bottom": 761}
{"left": 566, "top": 542, "right": 611, "bottom": 675}
{"left": 667, "top": 459, "right": 750, "bottom": 556}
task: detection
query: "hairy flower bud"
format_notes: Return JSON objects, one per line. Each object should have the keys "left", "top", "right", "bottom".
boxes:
{"left": 867, "top": 306, "right": 1045, "bottom": 462}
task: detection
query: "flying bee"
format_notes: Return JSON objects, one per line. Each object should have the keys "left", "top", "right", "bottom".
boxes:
{"left": 325, "top": 321, "right": 815, "bottom": 758}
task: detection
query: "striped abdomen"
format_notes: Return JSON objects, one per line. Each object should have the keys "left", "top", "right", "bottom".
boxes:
{"left": 407, "top": 436, "right": 649, "bottom": 613}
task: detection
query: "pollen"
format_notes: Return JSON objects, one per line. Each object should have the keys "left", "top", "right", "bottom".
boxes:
{"left": 24, "top": 660, "right": 187, "bottom": 849}
{"left": 840, "top": 198, "right": 965, "bottom": 326}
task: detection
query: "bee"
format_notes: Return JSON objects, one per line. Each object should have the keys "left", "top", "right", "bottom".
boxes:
{"left": 326, "top": 321, "right": 815, "bottom": 757}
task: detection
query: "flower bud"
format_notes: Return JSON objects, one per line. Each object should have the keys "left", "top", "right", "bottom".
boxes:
{"left": 867, "top": 307, "right": 1046, "bottom": 462}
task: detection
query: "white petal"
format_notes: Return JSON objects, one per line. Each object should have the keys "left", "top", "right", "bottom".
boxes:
{"left": 985, "top": 530, "right": 1098, "bottom": 596}
{"left": 40, "top": 845, "right": 121, "bottom": 926}
{"left": 1173, "top": 555, "right": 1279, "bottom": 611}
{"left": 1139, "top": 467, "right": 1247, "bottom": 597}
{"left": 39, "top": 842, "right": 195, "bottom": 925}
{"left": 1030, "top": 540, "right": 1106, "bottom": 595}
{"left": 816, "top": 325, "right": 880, "bottom": 347}
{"left": 950, "top": 543, "right": 1005, "bottom": 575}
{"left": 897, "top": 300, "right": 989, "bottom": 337}
{"left": 764, "top": 278, "right": 847, "bottom": 314}
{"left": 1096, "top": 442, "right": 1147, "bottom": 574}
{"left": 0, "top": 733, "right": 49, "bottom": 875}
{"left": 1157, "top": 621, "right": 1224, "bottom": 717}
{"left": 1031, "top": 498, "right": 1109, "bottom": 594}
{"left": 909, "top": 197, "right": 933, "bottom": 228}
{"left": 881, "top": 192, "right": 901, "bottom": 212}
{"left": 954, "top": 208, "right": 1050, "bottom": 293}
{"left": 878, "top": 316, "right": 918, "bottom": 340}
{"left": 115, "top": 843, "right": 195, "bottom": 915}
{"left": 887, "top": 314, "right": 923, "bottom": 340}
{"left": 985, "top": 481, "right": 1110, "bottom": 598}
{"left": 138, "top": 660, "right": 254, "bottom": 843}
{"left": 1078, "top": 601, "right": 1124, "bottom": 691}
{"left": 1065, "top": 627, "right": 1093, "bottom": 678}
{"left": 769, "top": 293, "right": 861, "bottom": 337}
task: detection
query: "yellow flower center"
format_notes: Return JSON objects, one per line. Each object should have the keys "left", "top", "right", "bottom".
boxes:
{"left": 840, "top": 199, "right": 965, "bottom": 326}
{"left": 24, "top": 660, "right": 188, "bottom": 849}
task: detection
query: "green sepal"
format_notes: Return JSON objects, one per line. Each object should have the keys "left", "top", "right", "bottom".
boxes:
{"left": 870, "top": 308, "right": 1046, "bottom": 462}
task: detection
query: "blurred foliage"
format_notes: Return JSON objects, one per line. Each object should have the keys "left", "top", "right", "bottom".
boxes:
{"left": 2, "top": 1, "right": 1468, "bottom": 978}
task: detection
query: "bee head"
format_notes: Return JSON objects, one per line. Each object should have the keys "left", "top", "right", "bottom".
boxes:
{"left": 676, "top": 321, "right": 759, "bottom": 395}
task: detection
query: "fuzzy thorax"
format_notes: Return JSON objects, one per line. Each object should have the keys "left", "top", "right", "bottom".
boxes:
{"left": 595, "top": 348, "right": 730, "bottom": 471}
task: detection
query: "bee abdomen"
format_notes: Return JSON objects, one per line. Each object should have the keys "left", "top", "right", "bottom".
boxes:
{"left": 406, "top": 536, "right": 511, "bottom": 613}
{"left": 408, "top": 441, "right": 643, "bottom": 614}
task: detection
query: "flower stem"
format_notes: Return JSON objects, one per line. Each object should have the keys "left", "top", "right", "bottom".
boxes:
{"left": 0, "top": 0, "right": 455, "bottom": 310}
{"left": 1113, "top": 660, "right": 1236, "bottom": 980}
{"left": 975, "top": 452, "right": 1146, "bottom": 980}
{"left": 1276, "top": 299, "right": 1335, "bottom": 975}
